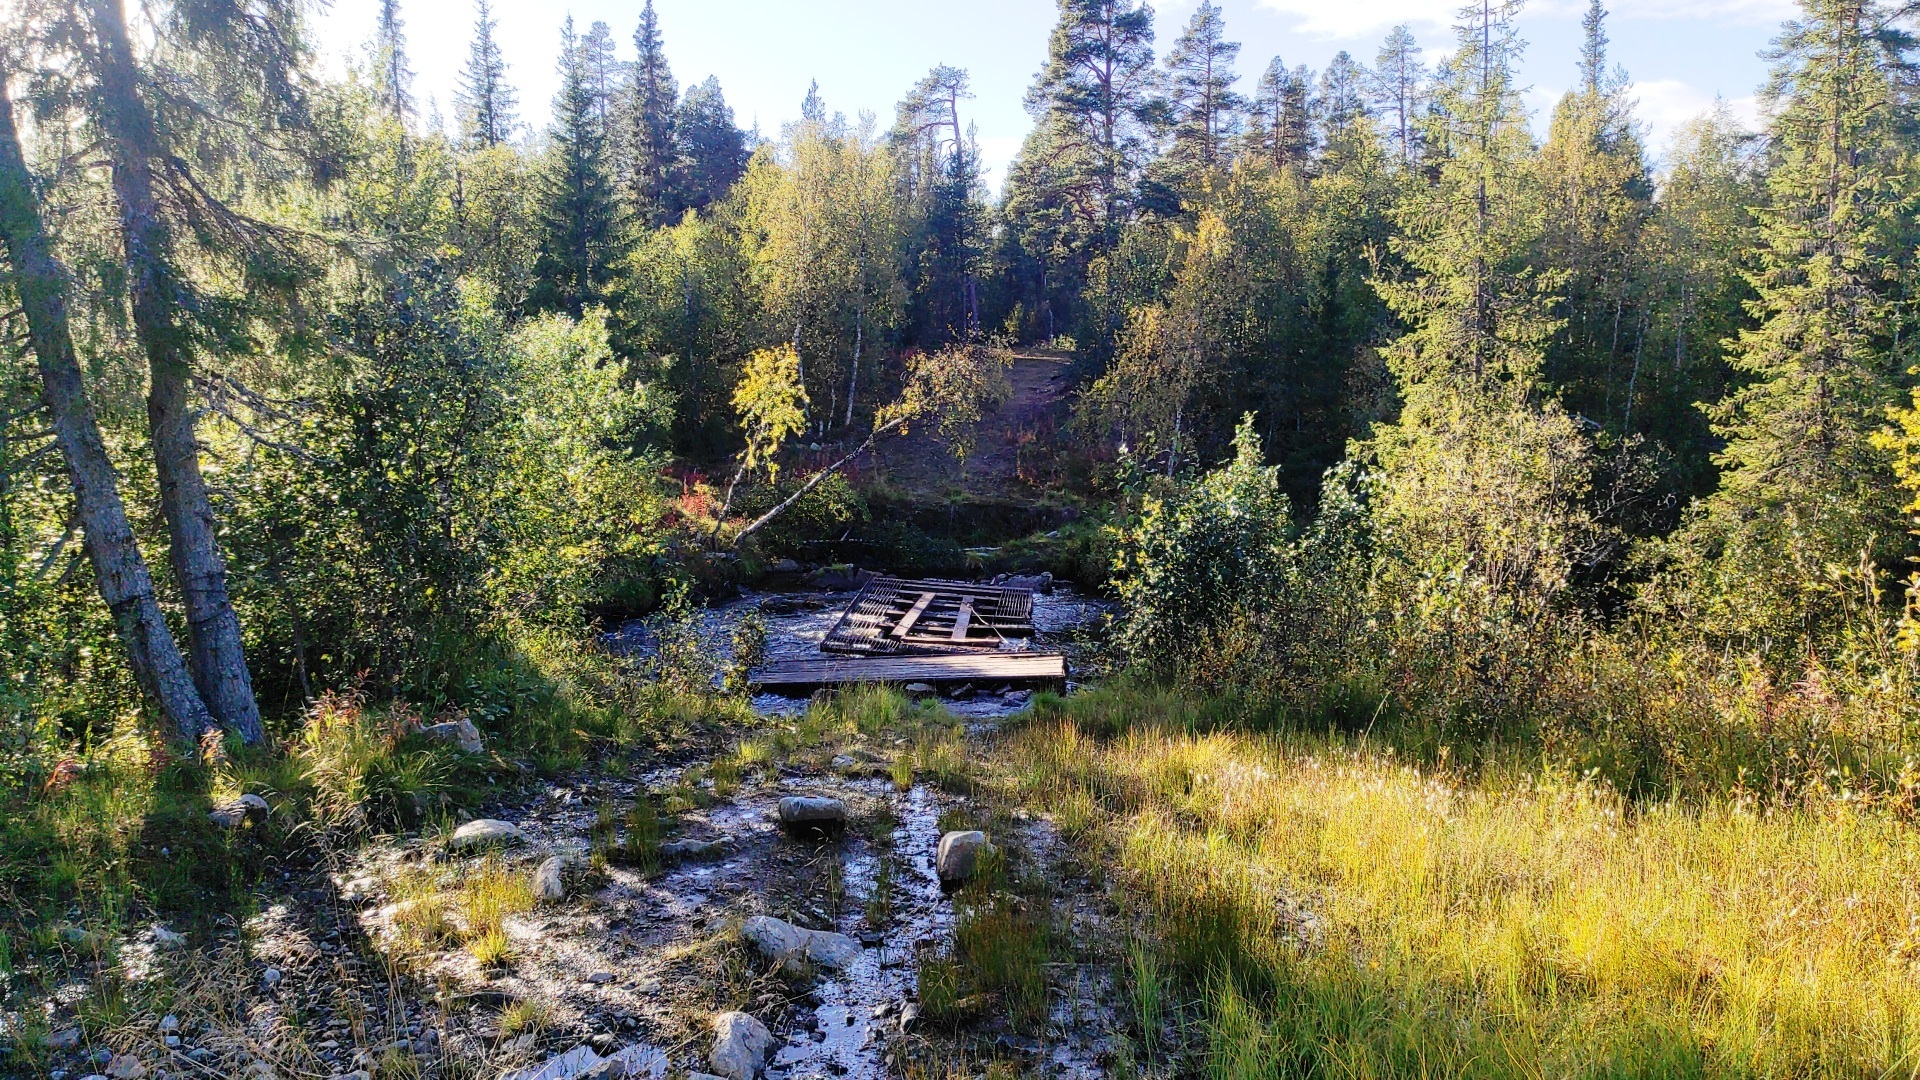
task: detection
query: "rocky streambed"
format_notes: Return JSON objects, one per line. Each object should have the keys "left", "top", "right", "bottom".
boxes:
{"left": 114, "top": 724, "right": 1124, "bottom": 1080}
{"left": 22, "top": 588, "right": 1120, "bottom": 1080}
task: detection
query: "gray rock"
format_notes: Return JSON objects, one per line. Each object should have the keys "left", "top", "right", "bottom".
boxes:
{"left": 936, "top": 831, "right": 994, "bottom": 889}
{"left": 709, "top": 1012, "right": 773, "bottom": 1080}
{"left": 418, "top": 718, "right": 484, "bottom": 755}
{"left": 992, "top": 572, "right": 1054, "bottom": 595}
{"left": 158, "top": 1016, "right": 179, "bottom": 1035}
{"left": 261, "top": 968, "right": 282, "bottom": 988}
{"left": 741, "top": 915, "right": 860, "bottom": 971}
{"left": 151, "top": 925, "right": 186, "bottom": 949}
{"left": 659, "top": 837, "right": 729, "bottom": 861}
{"left": 500, "top": 1045, "right": 599, "bottom": 1080}
{"left": 767, "top": 559, "right": 801, "bottom": 574}
{"left": 49, "top": 1027, "right": 82, "bottom": 1050}
{"left": 104, "top": 1054, "right": 145, "bottom": 1080}
{"left": 776, "top": 797, "right": 846, "bottom": 835}
{"left": 898, "top": 1002, "right": 921, "bottom": 1032}
{"left": 208, "top": 792, "right": 270, "bottom": 828}
{"left": 580, "top": 1045, "right": 667, "bottom": 1080}
{"left": 902, "top": 682, "right": 937, "bottom": 696}
{"left": 1004, "top": 689, "right": 1033, "bottom": 706}
{"left": 585, "top": 971, "right": 614, "bottom": 986}
{"left": 447, "top": 819, "right": 527, "bottom": 851}
{"left": 535, "top": 853, "right": 580, "bottom": 902}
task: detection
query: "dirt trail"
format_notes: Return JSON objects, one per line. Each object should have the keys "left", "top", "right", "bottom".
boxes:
{"left": 869, "top": 351, "right": 1074, "bottom": 499}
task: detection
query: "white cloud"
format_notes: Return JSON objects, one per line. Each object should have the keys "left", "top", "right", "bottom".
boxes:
{"left": 1630, "top": 79, "right": 1762, "bottom": 156}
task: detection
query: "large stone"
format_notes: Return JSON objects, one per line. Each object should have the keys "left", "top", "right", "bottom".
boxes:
{"left": 209, "top": 793, "right": 271, "bottom": 828}
{"left": 741, "top": 915, "right": 860, "bottom": 971}
{"left": 991, "top": 571, "right": 1054, "bottom": 595}
{"left": 708, "top": 1012, "right": 773, "bottom": 1080}
{"left": 448, "top": 819, "right": 527, "bottom": 852}
{"left": 660, "top": 837, "right": 729, "bottom": 861}
{"left": 577, "top": 1046, "right": 668, "bottom": 1080}
{"left": 776, "top": 797, "right": 847, "bottom": 836}
{"left": 500, "top": 1045, "right": 600, "bottom": 1080}
{"left": 936, "top": 831, "right": 994, "bottom": 890}
{"left": 150, "top": 925, "right": 186, "bottom": 949}
{"left": 49, "top": 1027, "right": 82, "bottom": 1050}
{"left": 418, "top": 718, "right": 484, "bottom": 755}
{"left": 534, "top": 853, "right": 580, "bottom": 902}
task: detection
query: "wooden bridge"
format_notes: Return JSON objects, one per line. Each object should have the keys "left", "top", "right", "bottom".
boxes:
{"left": 754, "top": 575, "right": 1066, "bottom": 695}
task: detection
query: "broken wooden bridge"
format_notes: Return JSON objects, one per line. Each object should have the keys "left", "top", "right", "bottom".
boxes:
{"left": 752, "top": 575, "right": 1067, "bottom": 695}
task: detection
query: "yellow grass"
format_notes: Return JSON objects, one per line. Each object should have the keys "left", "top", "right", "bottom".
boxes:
{"left": 1009, "top": 693, "right": 1920, "bottom": 1078}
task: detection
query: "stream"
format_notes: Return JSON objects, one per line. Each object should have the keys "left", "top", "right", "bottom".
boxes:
{"left": 603, "top": 583, "right": 1111, "bottom": 720}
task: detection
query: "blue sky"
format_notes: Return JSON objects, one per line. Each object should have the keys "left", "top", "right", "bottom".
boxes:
{"left": 309, "top": 0, "right": 1794, "bottom": 193}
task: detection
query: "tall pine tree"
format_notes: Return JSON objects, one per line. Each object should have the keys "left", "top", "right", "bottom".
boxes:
{"left": 1025, "top": 0, "right": 1157, "bottom": 235}
{"left": 1245, "top": 56, "right": 1313, "bottom": 168}
{"left": 1371, "top": 26, "right": 1426, "bottom": 167}
{"left": 373, "top": 0, "right": 413, "bottom": 122}
{"left": 627, "top": 0, "right": 680, "bottom": 226}
{"left": 529, "top": 17, "right": 627, "bottom": 317}
{"left": 1162, "top": 1, "right": 1243, "bottom": 180}
{"left": 455, "top": 0, "right": 519, "bottom": 148}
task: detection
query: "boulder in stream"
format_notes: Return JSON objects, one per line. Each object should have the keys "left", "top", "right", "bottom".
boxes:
{"left": 709, "top": 1012, "right": 773, "bottom": 1080}
{"left": 741, "top": 915, "right": 861, "bottom": 971}
{"left": 777, "top": 796, "right": 847, "bottom": 835}
{"left": 937, "top": 830, "right": 995, "bottom": 890}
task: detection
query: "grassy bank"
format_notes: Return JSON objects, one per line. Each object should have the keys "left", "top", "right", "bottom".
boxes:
{"left": 1006, "top": 684, "right": 1920, "bottom": 1079}
{"left": 0, "top": 619, "right": 748, "bottom": 1001}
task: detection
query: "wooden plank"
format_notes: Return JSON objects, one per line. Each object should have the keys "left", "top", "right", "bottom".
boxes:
{"left": 889, "top": 592, "right": 936, "bottom": 638}
{"left": 950, "top": 597, "right": 976, "bottom": 641}
{"left": 752, "top": 652, "right": 1066, "bottom": 694}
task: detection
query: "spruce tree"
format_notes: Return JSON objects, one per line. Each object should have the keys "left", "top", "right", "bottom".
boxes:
{"left": 1163, "top": 1, "right": 1244, "bottom": 178}
{"left": 627, "top": 0, "right": 680, "bottom": 225}
{"left": 1668, "top": 0, "right": 1919, "bottom": 648}
{"left": 0, "top": 69, "right": 216, "bottom": 740}
{"left": 455, "top": 0, "right": 519, "bottom": 148}
{"left": 373, "top": 0, "right": 413, "bottom": 122}
{"left": 1366, "top": 0, "right": 1596, "bottom": 622}
{"left": 529, "top": 17, "right": 627, "bottom": 317}
{"left": 1535, "top": 0, "right": 1651, "bottom": 430}
{"left": 673, "top": 76, "right": 748, "bottom": 212}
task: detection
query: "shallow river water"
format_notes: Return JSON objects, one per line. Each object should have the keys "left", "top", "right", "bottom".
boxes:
{"left": 603, "top": 585, "right": 1111, "bottom": 720}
